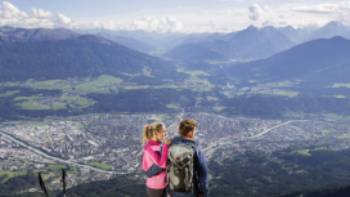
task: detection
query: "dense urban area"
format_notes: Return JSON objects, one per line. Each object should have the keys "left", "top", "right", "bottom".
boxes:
{"left": 1, "top": 112, "right": 350, "bottom": 196}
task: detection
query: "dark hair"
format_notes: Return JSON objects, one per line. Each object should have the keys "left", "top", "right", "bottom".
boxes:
{"left": 179, "top": 119, "right": 197, "bottom": 137}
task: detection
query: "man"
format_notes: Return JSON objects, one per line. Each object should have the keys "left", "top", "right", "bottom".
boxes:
{"left": 167, "top": 119, "right": 208, "bottom": 197}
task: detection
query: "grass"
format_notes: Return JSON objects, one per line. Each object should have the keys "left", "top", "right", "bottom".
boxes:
{"left": 213, "top": 105, "right": 225, "bottom": 113}
{"left": 0, "top": 170, "right": 27, "bottom": 184}
{"left": 49, "top": 163, "right": 80, "bottom": 176}
{"left": 176, "top": 67, "right": 214, "bottom": 92}
{"left": 294, "top": 149, "right": 312, "bottom": 157}
{"left": 334, "top": 95, "right": 346, "bottom": 99}
{"left": 184, "top": 77, "right": 214, "bottom": 92}
{"left": 5, "top": 75, "right": 123, "bottom": 95}
{"left": 322, "top": 113, "right": 350, "bottom": 122}
{"left": 21, "top": 101, "right": 50, "bottom": 110}
{"left": 142, "top": 67, "right": 153, "bottom": 77}
{"left": 166, "top": 103, "right": 181, "bottom": 111}
{"left": 264, "top": 81, "right": 297, "bottom": 88}
{"left": 15, "top": 94, "right": 96, "bottom": 111}
{"left": 60, "top": 94, "right": 96, "bottom": 109}
{"left": 247, "top": 88, "right": 299, "bottom": 98}
{"left": 122, "top": 84, "right": 151, "bottom": 90}
{"left": 41, "top": 171, "right": 56, "bottom": 181}
{"left": 232, "top": 81, "right": 300, "bottom": 98}
{"left": 48, "top": 163, "right": 67, "bottom": 172}
{"left": 87, "top": 160, "right": 113, "bottom": 171}
{"left": 294, "top": 169, "right": 306, "bottom": 174}
{"left": 67, "top": 165, "right": 80, "bottom": 174}
{"left": 75, "top": 75, "right": 123, "bottom": 94}
{"left": 176, "top": 67, "right": 209, "bottom": 77}
{"left": 157, "top": 114, "right": 177, "bottom": 122}
{"left": 266, "top": 90, "right": 299, "bottom": 97}
{"left": 320, "top": 129, "right": 332, "bottom": 135}
{"left": 50, "top": 101, "right": 67, "bottom": 110}
{"left": 147, "top": 114, "right": 175, "bottom": 123}
{"left": 337, "top": 133, "right": 350, "bottom": 140}
{"left": 220, "top": 89, "right": 236, "bottom": 98}
{"left": 332, "top": 83, "right": 350, "bottom": 89}
{"left": 0, "top": 90, "right": 19, "bottom": 98}
{"left": 2, "top": 74, "right": 215, "bottom": 100}
{"left": 24, "top": 79, "right": 72, "bottom": 92}
{"left": 15, "top": 96, "right": 59, "bottom": 111}
{"left": 206, "top": 96, "right": 219, "bottom": 101}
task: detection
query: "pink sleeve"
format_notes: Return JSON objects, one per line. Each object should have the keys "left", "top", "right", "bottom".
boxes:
{"left": 145, "top": 144, "right": 169, "bottom": 169}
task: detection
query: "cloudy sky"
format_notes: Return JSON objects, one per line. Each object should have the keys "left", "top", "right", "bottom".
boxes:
{"left": 1, "top": 0, "right": 350, "bottom": 32}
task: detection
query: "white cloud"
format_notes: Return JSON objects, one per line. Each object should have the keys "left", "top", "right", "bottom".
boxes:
{"left": 293, "top": 3, "right": 340, "bottom": 14}
{"left": 130, "top": 16, "right": 184, "bottom": 32}
{"left": 290, "top": 1, "right": 350, "bottom": 26}
{"left": 75, "top": 19, "right": 120, "bottom": 30}
{"left": 56, "top": 13, "right": 72, "bottom": 25}
{"left": 248, "top": 4, "right": 263, "bottom": 21}
{"left": 0, "top": 1, "right": 185, "bottom": 32}
{"left": 1, "top": 1, "right": 26, "bottom": 18}
{"left": 214, "top": 1, "right": 350, "bottom": 29}
{"left": 0, "top": 1, "right": 72, "bottom": 28}
{"left": 1, "top": 1, "right": 350, "bottom": 33}
{"left": 32, "top": 8, "right": 53, "bottom": 18}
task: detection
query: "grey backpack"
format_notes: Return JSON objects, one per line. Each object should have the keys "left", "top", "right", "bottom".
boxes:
{"left": 167, "top": 143, "right": 195, "bottom": 192}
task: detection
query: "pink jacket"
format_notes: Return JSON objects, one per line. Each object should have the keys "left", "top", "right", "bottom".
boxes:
{"left": 142, "top": 140, "right": 169, "bottom": 189}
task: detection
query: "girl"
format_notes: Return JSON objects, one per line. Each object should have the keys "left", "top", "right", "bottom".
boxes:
{"left": 142, "top": 122, "right": 170, "bottom": 197}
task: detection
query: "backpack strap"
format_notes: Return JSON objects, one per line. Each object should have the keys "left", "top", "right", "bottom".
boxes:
{"left": 145, "top": 164, "right": 163, "bottom": 177}
{"left": 180, "top": 141, "right": 199, "bottom": 194}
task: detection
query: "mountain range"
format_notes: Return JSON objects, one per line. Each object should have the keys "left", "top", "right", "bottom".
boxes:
{"left": 223, "top": 36, "right": 350, "bottom": 85}
{"left": 1, "top": 25, "right": 350, "bottom": 93}
{"left": 70, "top": 21, "right": 350, "bottom": 66}
{"left": 0, "top": 27, "right": 182, "bottom": 83}
{"left": 0, "top": 26, "right": 78, "bottom": 42}
{"left": 163, "top": 21, "right": 350, "bottom": 64}
{"left": 166, "top": 25, "right": 294, "bottom": 63}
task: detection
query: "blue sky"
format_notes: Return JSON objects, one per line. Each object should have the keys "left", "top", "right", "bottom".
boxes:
{"left": 1, "top": 0, "right": 350, "bottom": 32}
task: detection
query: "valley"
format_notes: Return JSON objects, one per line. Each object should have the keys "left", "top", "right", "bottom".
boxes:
{"left": 2, "top": 112, "right": 350, "bottom": 196}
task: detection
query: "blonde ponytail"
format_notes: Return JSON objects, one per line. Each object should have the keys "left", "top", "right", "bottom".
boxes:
{"left": 142, "top": 122, "right": 166, "bottom": 144}
{"left": 142, "top": 124, "right": 153, "bottom": 144}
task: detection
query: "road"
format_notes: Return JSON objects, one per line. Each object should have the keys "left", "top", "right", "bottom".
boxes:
{"left": 0, "top": 129, "right": 135, "bottom": 175}
{"left": 247, "top": 120, "right": 308, "bottom": 139}
{"left": 203, "top": 119, "right": 308, "bottom": 153}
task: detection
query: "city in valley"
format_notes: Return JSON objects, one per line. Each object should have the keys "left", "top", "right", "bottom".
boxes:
{"left": 1, "top": 112, "right": 350, "bottom": 196}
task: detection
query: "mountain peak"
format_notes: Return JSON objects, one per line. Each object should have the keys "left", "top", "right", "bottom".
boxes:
{"left": 245, "top": 25, "right": 258, "bottom": 32}
{"left": 0, "top": 26, "right": 78, "bottom": 42}
{"left": 310, "top": 21, "right": 350, "bottom": 40}
{"left": 324, "top": 21, "right": 347, "bottom": 29}
{"left": 235, "top": 36, "right": 350, "bottom": 82}
{"left": 329, "top": 35, "right": 348, "bottom": 41}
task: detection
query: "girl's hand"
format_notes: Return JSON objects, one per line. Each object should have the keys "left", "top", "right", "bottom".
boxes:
{"left": 163, "top": 138, "right": 171, "bottom": 144}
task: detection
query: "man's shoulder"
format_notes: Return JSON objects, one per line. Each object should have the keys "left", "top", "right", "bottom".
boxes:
{"left": 171, "top": 137, "right": 198, "bottom": 150}
{"left": 171, "top": 136, "right": 196, "bottom": 144}
{"left": 171, "top": 136, "right": 183, "bottom": 144}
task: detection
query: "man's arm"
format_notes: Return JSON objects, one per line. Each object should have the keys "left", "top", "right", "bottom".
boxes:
{"left": 195, "top": 145, "right": 208, "bottom": 196}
